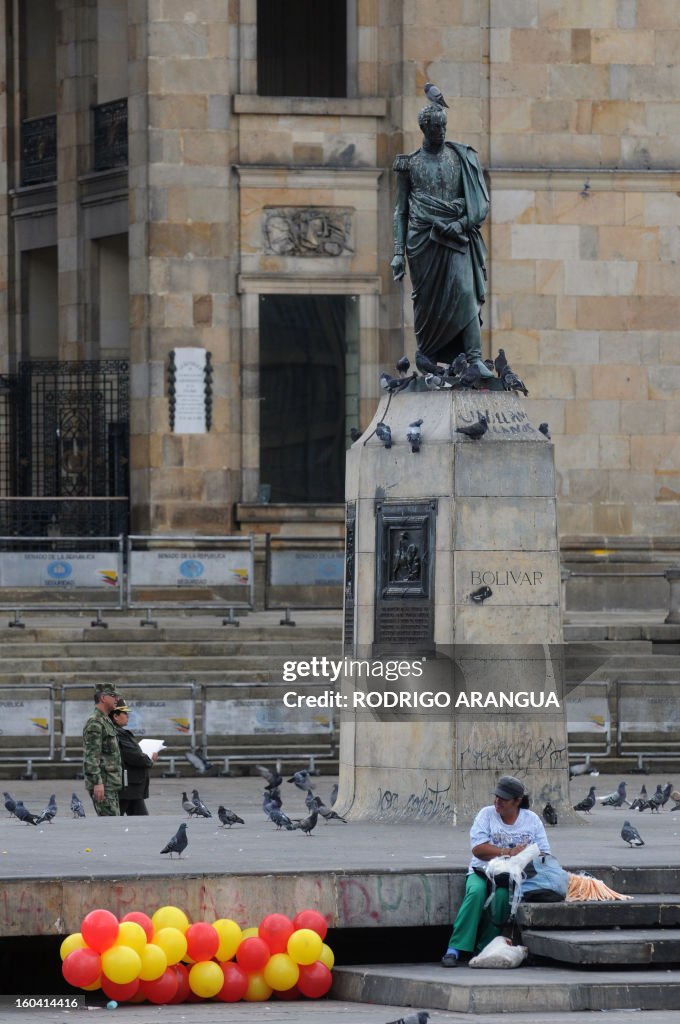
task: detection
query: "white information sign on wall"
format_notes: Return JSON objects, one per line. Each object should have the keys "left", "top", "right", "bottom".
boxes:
{"left": 270, "top": 551, "right": 344, "bottom": 587}
{"left": 0, "top": 552, "right": 119, "bottom": 589}
{"left": 130, "top": 550, "right": 251, "bottom": 587}
{"left": 205, "top": 699, "right": 333, "bottom": 735}
{"left": 0, "top": 700, "right": 52, "bottom": 736}
{"left": 172, "top": 347, "right": 208, "bottom": 434}
{"left": 64, "top": 699, "right": 194, "bottom": 738}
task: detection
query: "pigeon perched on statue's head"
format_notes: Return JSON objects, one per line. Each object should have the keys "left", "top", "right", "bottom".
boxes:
{"left": 424, "top": 82, "right": 448, "bottom": 108}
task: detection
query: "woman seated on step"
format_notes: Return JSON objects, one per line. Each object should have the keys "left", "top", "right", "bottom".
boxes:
{"left": 441, "top": 775, "right": 550, "bottom": 966}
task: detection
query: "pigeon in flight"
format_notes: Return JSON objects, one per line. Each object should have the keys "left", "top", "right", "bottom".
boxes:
{"left": 424, "top": 82, "right": 448, "bottom": 108}
{"left": 288, "top": 770, "right": 315, "bottom": 792}
{"left": 217, "top": 805, "right": 244, "bottom": 828}
{"left": 160, "top": 822, "right": 188, "bottom": 858}
{"left": 573, "top": 786, "right": 596, "bottom": 813}
{"left": 621, "top": 820, "right": 644, "bottom": 847}
{"left": 456, "top": 414, "right": 488, "bottom": 440}
{"left": 14, "top": 800, "right": 39, "bottom": 825}
{"left": 36, "top": 794, "right": 57, "bottom": 825}
{"left": 256, "top": 764, "right": 283, "bottom": 790}
{"left": 3, "top": 792, "right": 16, "bottom": 816}
{"left": 542, "top": 802, "right": 558, "bottom": 827}
{"left": 182, "top": 791, "right": 199, "bottom": 817}
{"left": 71, "top": 793, "right": 86, "bottom": 818}
{"left": 191, "top": 789, "right": 212, "bottom": 818}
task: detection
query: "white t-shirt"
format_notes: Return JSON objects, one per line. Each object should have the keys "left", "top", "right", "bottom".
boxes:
{"left": 468, "top": 805, "right": 550, "bottom": 872}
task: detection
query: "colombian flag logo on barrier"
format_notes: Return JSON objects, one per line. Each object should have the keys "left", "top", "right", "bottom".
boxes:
{"left": 30, "top": 718, "right": 50, "bottom": 733}
{"left": 171, "top": 719, "right": 191, "bottom": 734}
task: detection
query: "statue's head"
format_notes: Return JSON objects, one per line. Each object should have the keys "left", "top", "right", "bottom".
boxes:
{"left": 418, "top": 104, "right": 447, "bottom": 145}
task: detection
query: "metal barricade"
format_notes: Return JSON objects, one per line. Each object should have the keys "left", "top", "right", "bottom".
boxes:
{"left": 126, "top": 534, "right": 255, "bottom": 626}
{"left": 0, "top": 535, "right": 124, "bottom": 627}
{"left": 264, "top": 534, "right": 344, "bottom": 626}
{"left": 60, "top": 682, "right": 197, "bottom": 767}
{"left": 0, "top": 684, "right": 55, "bottom": 763}
{"left": 566, "top": 680, "right": 611, "bottom": 760}
{"left": 616, "top": 680, "right": 680, "bottom": 768}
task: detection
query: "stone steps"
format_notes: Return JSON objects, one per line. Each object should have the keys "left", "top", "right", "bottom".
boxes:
{"left": 331, "top": 962, "right": 680, "bottom": 1014}
{"left": 516, "top": 893, "right": 680, "bottom": 929}
{"left": 522, "top": 926, "right": 680, "bottom": 965}
{"left": 0, "top": 640, "right": 341, "bottom": 657}
{"left": 0, "top": 655, "right": 328, "bottom": 672}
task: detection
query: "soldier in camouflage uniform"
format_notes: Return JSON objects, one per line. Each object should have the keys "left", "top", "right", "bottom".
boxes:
{"left": 83, "top": 683, "right": 123, "bottom": 815}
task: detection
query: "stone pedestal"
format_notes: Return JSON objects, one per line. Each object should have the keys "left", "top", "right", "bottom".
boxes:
{"left": 339, "top": 388, "right": 569, "bottom": 823}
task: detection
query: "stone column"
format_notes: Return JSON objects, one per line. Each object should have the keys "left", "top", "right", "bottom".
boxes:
{"left": 340, "top": 388, "right": 569, "bottom": 823}
{"left": 127, "top": 0, "right": 238, "bottom": 533}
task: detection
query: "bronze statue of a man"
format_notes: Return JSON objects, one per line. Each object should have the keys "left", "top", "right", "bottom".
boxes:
{"left": 391, "top": 105, "right": 492, "bottom": 378}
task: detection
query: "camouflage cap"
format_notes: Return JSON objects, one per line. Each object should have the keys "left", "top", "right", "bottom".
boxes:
{"left": 95, "top": 683, "right": 120, "bottom": 697}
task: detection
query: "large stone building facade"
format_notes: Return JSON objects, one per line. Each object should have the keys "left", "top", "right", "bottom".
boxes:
{"left": 0, "top": 2, "right": 679, "bottom": 590}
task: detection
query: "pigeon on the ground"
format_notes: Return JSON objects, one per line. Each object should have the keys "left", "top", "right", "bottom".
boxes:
{"left": 386, "top": 1012, "right": 430, "bottom": 1024}
{"left": 574, "top": 786, "right": 597, "bottom": 813}
{"left": 191, "top": 789, "right": 212, "bottom": 817}
{"left": 160, "top": 823, "right": 188, "bottom": 858}
{"left": 542, "top": 802, "right": 558, "bottom": 826}
{"left": 305, "top": 789, "right": 317, "bottom": 812}
{"left": 3, "top": 791, "right": 16, "bottom": 816}
{"left": 36, "top": 794, "right": 57, "bottom": 824}
{"left": 267, "top": 806, "right": 295, "bottom": 831}
{"left": 396, "top": 356, "right": 411, "bottom": 375}
{"left": 256, "top": 764, "right": 283, "bottom": 790}
{"left": 456, "top": 414, "right": 488, "bottom": 440}
{"left": 600, "top": 782, "right": 628, "bottom": 808}
{"left": 182, "top": 791, "right": 199, "bottom": 816}
{"left": 538, "top": 422, "right": 551, "bottom": 439}
{"left": 639, "top": 784, "right": 664, "bottom": 813}
{"left": 424, "top": 82, "right": 448, "bottom": 108}
{"left": 329, "top": 783, "right": 338, "bottom": 807}
{"left": 407, "top": 419, "right": 423, "bottom": 453}
{"left": 661, "top": 782, "right": 673, "bottom": 808}
{"left": 217, "top": 805, "right": 244, "bottom": 828}
{"left": 376, "top": 422, "right": 392, "bottom": 449}
{"left": 14, "top": 800, "right": 39, "bottom": 825}
{"left": 314, "top": 797, "right": 347, "bottom": 824}
{"left": 621, "top": 820, "right": 644, "bottom": 847}
{"left": 71, "top": 793, "right": 86, "bottom": 818}
{"left": 292, "top": 810, "right": 318, "bottom": 837}
{"left": 288, "top": 770, "right": 315, "bottom": 792}
{"left": 629, "top": 784, "right": 647, "bottom": 811}
{"left": 470, "top": 585, "right": 492, "bottom": 604}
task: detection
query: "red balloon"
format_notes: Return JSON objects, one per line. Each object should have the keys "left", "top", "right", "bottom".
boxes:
{"left": 235, "top": 936, "right": 270, "bottom": 972}
{"left": 216, "top": 962, "right": 249, "bottom": 1003}
{"left": 101, "top": 976, "right": 140, "bottom": 1002}
{"left": 297, "top": 961, "right": 332, "bottom": 999}
{"left": 292, "top": 910, "right": 328, "bottom": 941}
{"left": 141, "top": 968, "right": 179, "bottom": 1005}
{"left": 185, "top": 922, "right": 220, "bottom": 962}
{"left": 120, "top": 911, "right": 154, "bottom": 942}
{"left": 259, "top": 913, "right": 294, "bottom": 954}
{"left": 62, "top": 948, "right": 102, "bottom": 988}
{"left": 275, "top": 984, "right": 301, "bottom": 1000}
{"left": 81, "top": 909, "right": 119, "bottom": 953}
{"left": 169, "top": 964, "right": 191, "bottom": 1004}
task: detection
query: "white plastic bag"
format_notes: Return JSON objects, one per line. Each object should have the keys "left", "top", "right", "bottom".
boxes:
{"left": 484, "top": 842, "right": 541, "bottom": 917}
{"left": 469, "top": 935, "right": 527, "bottom": 969}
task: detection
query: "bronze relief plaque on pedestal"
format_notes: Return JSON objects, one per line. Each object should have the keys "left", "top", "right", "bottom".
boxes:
{"left": 374, "top": 500, "right": 436, "bottom": 655}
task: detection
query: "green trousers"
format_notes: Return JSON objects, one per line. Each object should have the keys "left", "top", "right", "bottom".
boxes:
{"left": 88, "top": 789, "right": 120, "bottom": 816}
{"left": 447, "top": 871, "right": 511, "bottom": 954}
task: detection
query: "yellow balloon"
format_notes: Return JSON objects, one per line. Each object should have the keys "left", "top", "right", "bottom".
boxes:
{"left": 82, "top": 976, "right": 102, "bottom": 991}
{"left": 188, "top": 960, "right": 224, "bottom": 999}
{"left": 151, "top": 905, "right": 189, "bottom": 934}
{"left": 240, "top": 926, "right": 259, "bottom": 940}
{"left": 287, "top": 928, "right": 323, "bottom": 965}
{"left": 244, "top": 970, "right": 273, "bottom": 1002}
{"left": 319, "top": 942, "right": 335, "bottom": 970}
{"left": 138, "top": 943, "right": 167, "bottom": 982}
{"left": 60, "top": 932, "right": 87, "bottom": 961}
{"left": 113, "top": 921, "right": 147, "bottom": 955}
{"left": 153, "top": 927, "right": 188, "bottom": 966}
{"left": 263, "top": 953, "right": 299, "bottom": 991}
{"left": 212, "top": 918, "right": 242, "bottom": 961}
{"left": 101, "top": 945, "right": 141, "bottom": 985}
